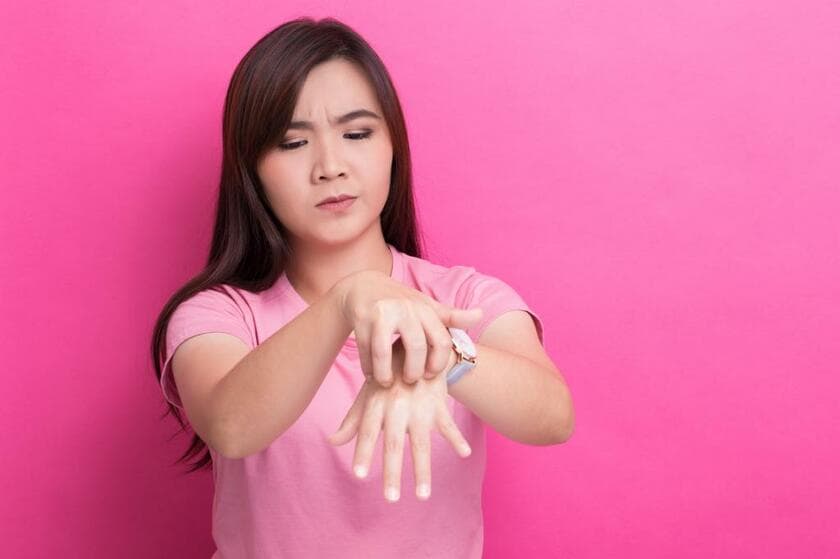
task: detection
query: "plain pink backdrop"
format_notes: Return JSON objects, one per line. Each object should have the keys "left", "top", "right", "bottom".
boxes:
{"left": 2, "top": 1, "right": 838, "bottom": 558}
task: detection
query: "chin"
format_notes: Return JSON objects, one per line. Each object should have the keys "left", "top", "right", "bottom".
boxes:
{"left": 308, "top": 225, "right": 370, "bottom": 247}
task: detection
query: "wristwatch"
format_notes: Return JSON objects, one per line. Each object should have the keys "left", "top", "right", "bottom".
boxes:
{"left": 445, "top": 327, "right": 477, "bottom": 385}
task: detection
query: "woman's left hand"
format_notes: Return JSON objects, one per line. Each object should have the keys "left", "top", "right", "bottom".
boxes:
{"left": 326, "top": 339, "right": 471, "bottom": 502}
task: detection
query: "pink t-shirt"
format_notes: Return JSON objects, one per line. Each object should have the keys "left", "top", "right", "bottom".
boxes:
{"left": 160, "top": 243, "right": 544, "bottom": 559}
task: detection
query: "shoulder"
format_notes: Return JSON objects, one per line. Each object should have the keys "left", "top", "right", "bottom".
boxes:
{"left": 399, "top": 252, "right": 541, "bottom": 342}
{"left": 161, "top": 283, "right": 257, "bottom": 409}
{"left": 167, "top": 283, "right": 257, "bottom": 348}
{"left": 399, "top": 251, "right": 524, "bottom": 305}
{"left": 398, "top": 251, "right": 478, "bottom": 304}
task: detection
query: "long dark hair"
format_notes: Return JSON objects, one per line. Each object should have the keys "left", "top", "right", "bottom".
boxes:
{"left": 152, "top": 16, "right": 425, "bottom": 474}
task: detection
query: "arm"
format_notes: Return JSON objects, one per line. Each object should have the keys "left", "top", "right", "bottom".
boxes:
{"left": 207, "top": 278, "right": 354, "bottom": 459}
{"left": 447, "top": 310, "right": 575, "bottom": 445}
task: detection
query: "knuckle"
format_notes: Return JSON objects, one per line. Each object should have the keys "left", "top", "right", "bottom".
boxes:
{"left": 374, "top": 299, "right": 393, "bottom": 316}
{"left": 371, "top": 343, "right": 391, "bottom": 359}
{"left": 438, "top": 417, "right": 456, "bottom": 433}
{"left": 404, "top": 336, "right": 426, "bottom": 351}
{"left": 411, "top": 436, "right": 430, "bottom": 454}
{"left": 385, "top": 436, "right": 403, "bottom": 454}
{"left": 351, "top": 303, "right": 367, "bottom": 321}
{"left": 389, "top": 394, "right": 409, "bottom": 409}
{"left": 435, "top": 334, "right": 452, "bottom": 347}
{"left": 359, "top": 429, "right": 379, "bottom": 445}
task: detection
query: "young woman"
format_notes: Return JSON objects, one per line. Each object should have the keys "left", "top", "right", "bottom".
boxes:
{"left": 151, "top": 16, "right": 574, "bottom": 559}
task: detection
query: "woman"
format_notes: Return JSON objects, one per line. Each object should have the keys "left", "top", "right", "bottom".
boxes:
{"left": 151, "top": 16, "right": 573, "bottom": 559}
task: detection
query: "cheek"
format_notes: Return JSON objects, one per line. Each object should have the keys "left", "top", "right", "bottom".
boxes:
{"left": 259, "top": 164, "right": 300, "bottom": 209}
{"left": 261, "top": 178, "right": 306, "bottom": 226}
{"left": 366, "top": 144, "right": 393, "bottom": 190}
{"left": 267, "top": 187, "right": 306, "bottom": 223}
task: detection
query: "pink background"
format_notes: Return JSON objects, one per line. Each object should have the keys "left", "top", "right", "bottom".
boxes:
{"left": 2, "top": 1, "right": 838, "bottom": 557}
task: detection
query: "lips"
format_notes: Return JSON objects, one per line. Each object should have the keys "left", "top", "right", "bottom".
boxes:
{"left": 317, "top": 194, "right": 357, "bottom": 206}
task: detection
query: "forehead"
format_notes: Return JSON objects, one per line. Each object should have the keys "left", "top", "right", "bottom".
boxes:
{"left": 293, "top": 58, "right": 381, "bottom": 120}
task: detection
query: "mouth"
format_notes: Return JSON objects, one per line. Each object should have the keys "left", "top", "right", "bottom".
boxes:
{"left": 316, "top": 194, "right": 357, "bottom": 207}
{"left": 317, "top": 196, "right": 357, "bottom": 211}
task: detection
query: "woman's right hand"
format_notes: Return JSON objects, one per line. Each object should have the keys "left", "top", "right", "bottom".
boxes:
{"left": 336, "top": 269, "right": 484, "bottom": 387}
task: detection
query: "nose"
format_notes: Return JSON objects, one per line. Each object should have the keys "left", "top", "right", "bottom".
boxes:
{"left": 313, "top": 137, "right": 347, "bottom": 182}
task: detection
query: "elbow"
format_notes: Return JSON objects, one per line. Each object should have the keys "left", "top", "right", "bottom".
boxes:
{"left": 527, "top": 372, "right": 574, "bottom": 446}
{"left": 554, "top": 413, "right": 575, "bottom": 444}
{"left": 210, "top": 420, "right": 247, "bottom": 460}
{"left": 552, "top": 389, "right": 575, "bottom": 444}
{"left": 215, "top": 442, "right": 244, "bottom": 461}
{"left": 212, "top": 419, "right": 285, "bottom": 459}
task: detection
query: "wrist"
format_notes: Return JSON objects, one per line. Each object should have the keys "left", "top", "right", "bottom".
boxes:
{"left": 444, "top": 328, "right": 477, "bottom": 386}
{"left": 445, "top": 344, "right": 458, "bottom": 373}
{"left": 331, "top": 274, "right": 357, "bottom": 329}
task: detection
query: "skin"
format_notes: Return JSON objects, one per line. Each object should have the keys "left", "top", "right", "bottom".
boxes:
{"left": 257, "top": 57, "right": 395, "bottom": 303}
{"left": 255, "top": 58, "right": 478, "bottom": 502}
{"left": 327, "top": 330, "right": 470, "bottom": 503}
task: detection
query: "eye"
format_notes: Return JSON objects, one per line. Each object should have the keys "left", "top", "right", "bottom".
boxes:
{"left": 279, "top": 130, "right": 374, "bottom": 151}
{"left": 278, "top": 140, "right": 305, "bottom": 151}
{"left": 345, "top": 130, "right": 373, "bottom": 141}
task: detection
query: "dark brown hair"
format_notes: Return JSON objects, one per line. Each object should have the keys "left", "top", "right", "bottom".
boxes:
{"left": 151, "top": 16, "right": 425, "bottom": 473}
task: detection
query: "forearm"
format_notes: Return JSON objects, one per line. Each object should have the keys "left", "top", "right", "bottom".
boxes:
{"left": 446, "top": 343, "right": 574, "bottom": 445}
{"left": 212, "top": 279, "right": 353, "bottom": 458}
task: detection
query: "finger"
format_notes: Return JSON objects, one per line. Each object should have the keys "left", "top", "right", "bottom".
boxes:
{"left": 352, "top": 398, "right": 384, "bottom": 479}
{"left": 382, "top": 400, "right": 410, "bottom": 502}
{"left": 355, "top": 326, "right": 375, "bottom": 381}
{"left": 436, "top": 405, "right": 472, "bottom": 458}
{"left": 408, "top": 421, "right": 433, "bottom": 500}
{"left": 446, "top": 306, "right": 484, "bottom": 330}
{"left": 416, "top": 305, "right": 458, "bottom": 379}
{"left": 420, "top": 294, "right": 484, "bottom": 331}
{"left": 371, "top": 309, "right": 396, "bottom": 387}
{"left": 394, "top": 311, "right": 428, "bottom": 384}
{"left": 327, "top": 382, "right": 368, "bottom": 446}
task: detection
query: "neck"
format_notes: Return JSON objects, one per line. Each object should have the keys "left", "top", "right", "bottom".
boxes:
{"left": 285, "top": 231, "right": 393, "bottom": 305}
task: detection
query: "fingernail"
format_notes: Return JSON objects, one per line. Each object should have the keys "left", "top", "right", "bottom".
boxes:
{"left": 354, "top": 465, "right": 367, "bottom": 478}
{"left": 385, "top": 487, "right": 400, "bottom": 502}
{"left": 462, "top": 445, "right": 472, "bottom": 457}
{"left": 417, "top": 484, "right": 430, "bottom": 499}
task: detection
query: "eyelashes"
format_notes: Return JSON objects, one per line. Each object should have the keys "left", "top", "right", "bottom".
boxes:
{"left": 279, "top": 130, "right": 373, "bottom": 151}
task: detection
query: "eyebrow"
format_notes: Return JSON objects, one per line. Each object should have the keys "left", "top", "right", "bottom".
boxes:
{"left": 287, "top": 109, "right": 382, "bottom": 130}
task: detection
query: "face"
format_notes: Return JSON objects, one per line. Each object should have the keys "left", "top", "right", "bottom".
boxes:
{"left": 256, "top": 58, "right": 394, "bottom": 250}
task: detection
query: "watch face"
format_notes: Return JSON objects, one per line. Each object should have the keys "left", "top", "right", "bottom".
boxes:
{"left": 449, "top": 327, "right": 477, "bottom": 358}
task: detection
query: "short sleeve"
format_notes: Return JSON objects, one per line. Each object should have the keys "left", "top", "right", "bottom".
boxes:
{"left": 160, "top": 285, "right": 255, "bottom": 409}
{"left": 457, "top": 271, "right": 545, "bottom": 346}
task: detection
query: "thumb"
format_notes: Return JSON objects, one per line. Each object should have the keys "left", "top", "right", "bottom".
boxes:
{"left": 327, "top": 383, "right": 368, "bottom": 446}
{"left": 327, "top": 424, "right": 354, "bottom": 446}
{"left": 327, "top": 411, "right": 360, "bottom": 446}
{"left": 441, "top": 306, "right": 484, "bottom": 330}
